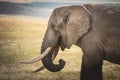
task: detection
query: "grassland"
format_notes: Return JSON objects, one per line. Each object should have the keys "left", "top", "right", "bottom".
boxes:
{"left": 0, "top": 15, "right": 120, "bottom": 80}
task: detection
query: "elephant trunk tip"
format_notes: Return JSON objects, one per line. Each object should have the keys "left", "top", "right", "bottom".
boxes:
{"left": 48, "top": 59, "right": 66, "bottom": 72}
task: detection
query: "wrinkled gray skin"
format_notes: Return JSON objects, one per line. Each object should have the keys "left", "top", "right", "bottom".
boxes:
{"left": 41, "top": 4, "right": 120, "bottom": 80}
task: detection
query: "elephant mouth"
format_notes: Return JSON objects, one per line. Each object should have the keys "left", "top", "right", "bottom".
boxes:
{"left": 60, "top": 38, "right": 66, "bottom": 51}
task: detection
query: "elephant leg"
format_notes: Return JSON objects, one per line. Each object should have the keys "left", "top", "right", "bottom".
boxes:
{"left": 80, "top": 48, "right": 103, "bottom": 80}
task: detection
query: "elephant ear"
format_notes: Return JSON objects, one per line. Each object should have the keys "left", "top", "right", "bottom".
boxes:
{"left": 64, "top": 7, "right": 92, "bottom": 48}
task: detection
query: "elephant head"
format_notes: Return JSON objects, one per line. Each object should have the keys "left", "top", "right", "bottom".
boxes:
{"left": 41, "top": 6, "right": 92, "bottom": 72}
{"left": 21, "top": 5, "right": 92, "bottom": 72}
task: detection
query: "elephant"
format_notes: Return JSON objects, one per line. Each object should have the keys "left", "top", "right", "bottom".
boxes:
{"left": 21, "top": 4, "right": 120, "bottom": 80}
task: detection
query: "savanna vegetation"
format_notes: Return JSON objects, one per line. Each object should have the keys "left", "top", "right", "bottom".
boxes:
{"left": 0, "top": 15, "right": 120, "bottom": 80}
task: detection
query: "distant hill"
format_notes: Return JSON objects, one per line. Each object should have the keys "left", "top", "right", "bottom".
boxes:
{"left": 0, "top": 1, "right": 80, "bottom": 18}
{"left": 0, "top": 1, "right": 22, "bottom": 14}
{"left": 0, "top": 1, "right": 119, "bottom": 18}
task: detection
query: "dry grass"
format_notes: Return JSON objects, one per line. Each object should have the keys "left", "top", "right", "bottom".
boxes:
{"left": 0, "top": 15, "right": 120, "bottom": 80}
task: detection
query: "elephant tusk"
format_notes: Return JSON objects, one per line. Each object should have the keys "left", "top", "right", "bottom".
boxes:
{"left": 20, "top": 47, "right": 52, "bottom": 64}
{"left": 32, "top": 50, "right": 57, "bottom": 72}
{"left": 32, "top": 50, "right": 56, "bottom": 73}
{"left": 32, "top": 66, "right": 45, "bottom": 72}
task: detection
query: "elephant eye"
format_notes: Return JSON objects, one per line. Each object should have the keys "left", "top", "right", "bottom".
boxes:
{"left": 51, "top": 24, "right": 55, "bottom": 28}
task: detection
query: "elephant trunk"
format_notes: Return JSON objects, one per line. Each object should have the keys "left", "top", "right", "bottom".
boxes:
{"left": 41, "top": 30, "right": 65, "bottom": 72}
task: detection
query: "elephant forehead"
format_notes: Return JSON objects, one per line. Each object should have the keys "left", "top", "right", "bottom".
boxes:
{"left": 49, "top": 17, "right": 62, "bottom": 26}
{"left": 56, "top": 7, "right": 69, "bottom": 15}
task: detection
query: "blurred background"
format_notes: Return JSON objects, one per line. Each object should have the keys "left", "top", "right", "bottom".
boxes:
{"left": 0, "top": 0, "right": 120, "bottom": 80}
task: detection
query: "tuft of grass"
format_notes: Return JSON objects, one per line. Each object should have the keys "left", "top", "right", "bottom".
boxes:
{"left": 0, "top": 15, "right": 120, "bottom": 80}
